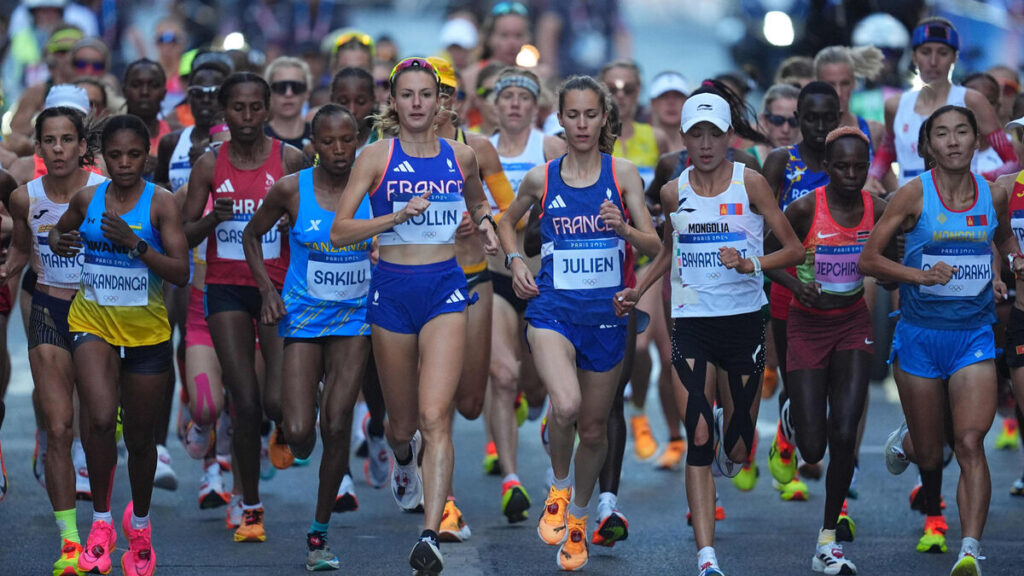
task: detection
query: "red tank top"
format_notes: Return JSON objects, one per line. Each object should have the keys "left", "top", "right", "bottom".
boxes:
{"left": 205, "top": 139, "right": 289, "bottom": 288}
{"left": 33, "top": 155, "right": 104, "bottom": 179}
{"left": 796, "top": 187, "right": 874, "bottom": 295}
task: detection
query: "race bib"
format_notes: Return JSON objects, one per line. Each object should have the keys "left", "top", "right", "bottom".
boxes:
{"left": 215, "top": 214, "right": 281, "bottom": 260}
{"left": 82, "top": 254, "right": 148, "bottom": 307}
{"left": 392, "top": 194, "right": 465, "bottom": 244}
{"left": 920, "top": 242, "right": 991, "bottom": 298}
{"left": 675, "top": 231, "right": 747, "bottom": 286}
{"left": 307, "top": 252, "right": 370, "bottom": 302}
{"left": 814, "top": 245, "right": 864, "bottom": 293}
{"left": 1011, "top": 209, "right": 1024, "bottom": 247}
{"left": 37, "top": 235, "right": 83, "bottom": 285}
{"left": 553, "top": 237, "right": 622, "bottom": 290}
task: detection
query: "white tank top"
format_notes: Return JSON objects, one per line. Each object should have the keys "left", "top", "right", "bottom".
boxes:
{"left": 671, "top": 162, "right": 767, "bottom": 318}
{"left": 490, "top": 129, "right": 546, "bottom": 199}
{"left": 893, "top": 85, "right": 966, "bottom": 186}
{"left": 168, "top": 126, "right": 194, "bottom": 193}
{"left": 28, "top": 172, "right": 108, "bottom": 290}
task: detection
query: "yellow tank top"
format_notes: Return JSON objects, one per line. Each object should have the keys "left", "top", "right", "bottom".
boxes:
{"left": 612, "top": 122, "right": 660, "bottom": 169}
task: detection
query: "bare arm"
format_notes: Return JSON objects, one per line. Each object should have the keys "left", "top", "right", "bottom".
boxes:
{"left": 146, "top": 188, "right": 190, "bottom": 287}
{"left": 612, "top": 158, "right": 660, "bottom": 257}
{"left": 858, "top": 181, "right": 934, "bottom": 285}
{"left": 612, "top": 180, "right": 678, "bottom": 316}
{"left": 455, "top": 143, "right": 499, "bottom": 253}
{"left": 0, "top": 187, "right": 32, "bottom": 281}
{"left": 330, "top": 142, "right": 403, "bottom": 247}
{"left": 760, "top": 147, "right": 788, "bottom": 202}
{"left": 499, "top": 165, "right": 544, "bottom": 298}
{"left": 244, "top": 174, "right": 298, "bottom": 324}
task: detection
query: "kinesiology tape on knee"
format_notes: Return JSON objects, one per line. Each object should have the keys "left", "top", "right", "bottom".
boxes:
{"left": 722, "top": 371, "right": 757, "bottom": 455}
{"left": 675, "top": 358, "right": 715, "bottom": 466}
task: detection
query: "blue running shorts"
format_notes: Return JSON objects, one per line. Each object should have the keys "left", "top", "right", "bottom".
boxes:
{"left": 527, "top": 318, "right": 626, "bottom": 373}
{"left": 367, "top": 258, "right": 469, "bottom": 334}
{"left": 889, "top": 320, "right": 995, "bottom": 380}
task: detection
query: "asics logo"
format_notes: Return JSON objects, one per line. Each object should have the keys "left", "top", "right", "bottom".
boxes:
{"left": 816, "top": 232, "right": 839, "bottom": 239}
{"left": 547, "top": 194, "right": 567, "bottom": 210}
{"left": 306, "top": 219, "right": 322, "bottom": 232}
{"left": 216, "top": 179, "right": 236, "bottom": 194}
{"left": 392, "top": 161, "right": 415, "bottom": 173}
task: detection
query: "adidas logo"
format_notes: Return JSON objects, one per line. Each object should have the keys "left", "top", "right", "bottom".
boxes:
{"left": 445, "top": 289, "right": 466, "bottom": 304}
{"left": 216, "top": 179, "right": 236, "bottom": 194}
{"left": 392, "top": 161, "right": 415, "bottom": 173}
{"left": 547, "top": 194, "right": 567, "bottom": 210}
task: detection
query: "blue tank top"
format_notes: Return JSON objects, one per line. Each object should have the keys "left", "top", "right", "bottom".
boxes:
{"left": 370, "top": 138, "right": 467, "bottom": 247}
{"left": 526, "top": 154, "right": 626, "bottom": 326}
{"left": 779, "top": 145, "right": 830, "bottom": 212}
{"left": 900, "top": 171, "right": 996, "bottom": 330}
{"left": 281, "top": 168, "right": 373, "bottom": 338}
{"left": 856, "top": 115, "right": 875, "bottom": 162}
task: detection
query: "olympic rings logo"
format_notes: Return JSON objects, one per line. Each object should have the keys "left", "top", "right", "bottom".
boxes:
{"left": 706, "top": 273, "right": 721, "bottom": 280}
{"left": 103, "top": 296, "right": 119, "bottom": 303}
{"left": 422, "top": 231, "right": 437, "bottom": 240}
{"left": 583, "top": 278, "right": 597, "bottom": 287}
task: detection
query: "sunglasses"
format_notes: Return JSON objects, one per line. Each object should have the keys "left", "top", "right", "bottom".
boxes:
{"left": 271, "top": 80, "right": 308, "bottom": 96}
{"left": 493, "top": 2, "right": 528, "bottom": 16}
{"left": 157, "top": 31, "right": 180, "bottom": 45}
{"left": 763, "top": 113, "right": 798, "bottom": 127}
{"left": 389, "top": 57, "right": 440, "bottom": 85}
{"left": 608, "top": 84, "right": 638, "bottom": 97}
{"left": 334, "top": 31, "right": 374, "bottom": 55}
{"left": 188, "top": 85, "right": 219, "bottom": 98}
{"left": 74, "top": 59, "right": 106, "bottom": 73}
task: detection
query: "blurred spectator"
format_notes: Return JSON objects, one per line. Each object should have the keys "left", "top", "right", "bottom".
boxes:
{"left": 469, "top": 62, "right": 505, "bottom": 135}
{"left": 647, "top": 71, "right": 689, "bottom": 152}
{"left": 439, "top": 17, "right": 478, "bottom": 72}
{"left": 988, "top": 64, "right": 1021, "bottom": 126}
{"left": 3, "top": 1, "right": 89, "bottom": 107}
{"left": 537, "top": 0, "right": 630, "bottom": 79}
{"left": 600, "top": 59, "right": 669, "bottom": 188}
{"left": 964, "top": 71, "right": 1006, "bottom": 175}
{"left": 242, "top": 0, "right": 347, "bottom": 63}
{"left": 755, "top": 83, "right": 801, "bottom": 163}
{"left": 153, "top": 17, "right": 188, "bottom": 118}
{"left": 849, "top": 12, "right": 911, "bottom": 125}
{"left": 774, "top": 56, "right": 815, "bottom": 89}
{"left": 330, "top": 30, "right": 374, "bottom": 73}
{"left": 264, "top": 56, "right": 313, "bottom": 151}
{"left": 122, "top": 58, "right": 169, "bottom": 177}
{"left": 461, "top": 2, "right": 531, "bottom": 117}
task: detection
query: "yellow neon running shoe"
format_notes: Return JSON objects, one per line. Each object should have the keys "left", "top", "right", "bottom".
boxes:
{"left": 768, "top": 424, "right": 797, "bottom": 484}
{"left": 916, "top": 515, "right": 948, "bottom": 554}
{"left": 482, "top": 441, "right": 501, "bottom": 476}
{"left": 53, "top": 539, "right": 83, "bottom": 576}
{"left": 501, "top": 480, "right": 531, "bottom": 524}
{"left": 995, "top": 417, "right": 1019, "bottom": 450}
{"left": 777, "top": 477, "right": 809, "bottom": 502}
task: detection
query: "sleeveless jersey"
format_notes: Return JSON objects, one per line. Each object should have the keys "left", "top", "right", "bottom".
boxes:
{"left": 893, "top": 86, "right": 967, "bottom": 186}
{"left": 779, "top": 145, "right": 830, "bottom": 212}
{"left": 613, "top": 122, "right": 659, "bottom": 189}
{"left": 671, "top": 162, "right": 766, "bottom": 318}
{"left": 900, "top": 170, "right": 996, "bottom": 330}
{"left": 27, "top": 172, "right": 108, "bottom": 290}
{"left": 150, "top": 120, "right": 171, "bottom": 154}
{"left": 795, "top": 187, "right": 874, "bottom": 296}
{"left": 281, "top": 168, "right": 372, "bottom": 338}
{"left": 205, "top": 140, "right": 289, "bottom": 288}
{"left": 526, "top": 154, "right": 626, "bottom": 326}
{"left": 168, "top": 126, "right": 194, "bottom": 193}
{"left": 68, "top": 182, "right": 170, "bottom": 346}
{"left": 856, "top": 115, "right": 875, "bottom": 162}
{"left": 1009, "top": 171, "right": 1024, "bottom": 249}
{"left": 490, "top": 129, "right": 546, "bottom": 195}
{"left": 370, "top": 139, "right": 467, "bottom": 247}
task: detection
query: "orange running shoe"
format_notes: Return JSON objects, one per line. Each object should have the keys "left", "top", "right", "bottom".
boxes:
{"left": 630, "top": 414, "right": 658, "bottom": 460}
{"left": 538, "top": 485, "right": 571, "bottom": 545}
{"left": 557, "top": 514, "right": 588, "bottom": 571}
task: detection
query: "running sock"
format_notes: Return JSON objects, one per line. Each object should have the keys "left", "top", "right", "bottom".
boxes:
{"left": 552, "top": 474, "right": 571, "bottom": 491}
{"left": 130, "top": 513, "right": 150, "bottom": 530}
{"left": 420, "top": 529, "right": 439, "bottom": 546}
{"left": 92, "top": 510, "right": 113, "bottom": 525}
{"left": 242, "top": 501, "right": 263, "bottom": 511}
{"left": 567, "top": 502, "right": 587, "bottom": 519}
{"left": 597, "top": 491, "right": 617, "bottom": 509}
{"left": 311, "top": 520, "right": 330, "bottom": 534}
{"left": 697, "top": 546, "right": 718, "bottom": 570}
{"left": 55, "top": 509, "right": 80, "bottom": 543}
{"left": 960, "top": 537, "right": 980, "bottom": 558}
{"left": 817, "top": 528, "right": 837, "bottom": 547}
{"left": 502, "top": 473, "right": 520, "bottom": 485}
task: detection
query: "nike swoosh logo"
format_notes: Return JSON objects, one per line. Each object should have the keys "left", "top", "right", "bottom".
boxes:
{"left": 864, "top": 338, "right": 874, "bottom": 345}
{"left": 1017, "top": 190, "right": 1024, "bottom": 198}
{"left": 817, "top": 232, "right": 839, "bottom": 239}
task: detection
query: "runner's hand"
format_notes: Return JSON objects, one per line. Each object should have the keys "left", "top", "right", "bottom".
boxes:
{"left": 794, "top": 281, "right": 821, "bottom": 308}
{"left": 918, "top": 261, "right": 956, "bottom": 286}
{"left": 455, "top": 212, "right": 476, "bottom": 239}
{"left": 599, "top": 199, "right": 626, "bottom": 235}
{"left": 53, "top": 230, "right": 81, "bottom": 258}
{"left": 613, "top": 288, "right": 639, "bottom": 317}
{"left": 395, "top": 190, "right": 430, "bottom": 225}
{"left": 479, "top": 220, "right": 499, "bottom": 255}
{"left": 259, "top": 289, "right": 287, "bottom": 326}
{"left": 719, "top": 247, "right": 752, "bottom": 273}
{"left": 511, "top": 258, "right": 540, "bottom": 299}
{"left": 100, "top": 211, "right": 141, "bottom": 249}
{"left": 993, "top": 278, "right": 1009, "bottom": 301}
{"left": 213, "top": 197, "right": 234, "bottom": 223}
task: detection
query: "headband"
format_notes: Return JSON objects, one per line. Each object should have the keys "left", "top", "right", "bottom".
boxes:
{"left": 494, "top": 75, "right": 539, "bottom": 98}
{"left": 911, "top": 22, "right": 959, "bottom": 51}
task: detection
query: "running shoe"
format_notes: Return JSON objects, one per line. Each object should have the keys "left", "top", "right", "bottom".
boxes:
{"left": 812, "top": 542, "right": 856, "bottom": 575}
{"left": 557, "top": 514, "right": 588, "bottom": 571}
{"left": 847, "top": 465, "right": 860, "bottom": 500}
{"left": 225, "top": 495, "right": 243, "bottom": 529}
{"left": 884, "top": 421, "right": 910, "bottom": 475}
{"left": 762, "top": 365, "right": 779, "bottom": 398}
{"left": 351, "top": 403, "right": 368, "bottom": 455}
{"left": 268, "top": 426, "right": 295, "bottom": 470}
{"left": 909, "top": 484, "right": 946, "bottom": 514}
{"left": 305, "top": 531, "right": 340, "bottom": 572}
{"left": 391, "top": 431, "right": 423, "bottom": 512}
{"left": 53, "top": 539, "right": 83, "bottom": 576}
{"left": 121, "top": 503, "right": 156, "bottom": 576}
{"left": 260, "top": 432, "right": 276, "bottom": 481}
{"left": 216, "top": 410, "right": 232, "bottom": 471}
{"left": 234, "top": 507, "right": 267, "bottom": 543}
{"left": 686, "top": 494, "right": 726, "bottom": 525}
{"left": 731, "top": 434, "right": 758, "bottom": 491}
{"left": 776, "top": 477, "right": 809, "bottom": 502}
{"left": 541, "top": 405, "right": 551, "bottom": 454}
{"left": 0, "top": 438, "right": 6, "bottom": 503}
{"left": 78, "top": 519, "right": 116, "bottom": 574}
{"left": 175, "top": 400, "right": 190, "bottom": 447}
{"left": 712, "top": 407, "right": 740, "bottom": 478}
{"left": 333, "top": 474, "right": 358, "bottom": 513}
{"left": 916, "top": 515, "right": 948, "bottom": 554}
{"left": 34, "top": 429, "right": 47, "bottom": 488}
{"left": 482, "top": 441, "right": 501, "bottom": 476}
{"left": 501, "top": 480, "right": 531, "bottom": 523}
{"left": 799, "top": 460, "right": 823, "bottom": 481}
{"left": 515, "top": 391, "right": 529, "bottom": 428}
{"left": 439, "top": 499, "right": 472, "bottom": 542}
{"left": 836, "top": 501, "right": 856, "bottom": 542}
{"left": 769, "top": 423, "right": 798, "bottom": 484}
{"left": 591, "top": 509, "right": 628, "bottom": 547}
{"left": 184, "top": 421, "right": 214, "bottom": 460}
{"left": 995, "top": 417, "right": 1019, "bottom": 450}
{"left": 630, "top": 413, "right": 658, "bottom": 461}
{"left": 699, "top": 563, "right": 725, "bottom": 576}
{"left": 153, "top": 445, "right": 178, "bottom": 491}
{"left": 950, "top": 551, "right": 981, "bottom": 576}
{"left": 363, "top": 425, "right": 390, "bottom": 489}
{"left": 655, "top": 439, "right": 687, "bottom": 471}
{"left": 199, "top": 461, "right": 231, "bottom": 510}
{"left": 409, "top": 534, "right": 443, "bottom": 576}
{"left": 73, "top": 439, "right": 91, "bottom": 501}
{"left": 538, "top": 485, "right": 571, "bottom": 545}
{"left": 1011, "top": 477, "right": 1024, "bottom": 496}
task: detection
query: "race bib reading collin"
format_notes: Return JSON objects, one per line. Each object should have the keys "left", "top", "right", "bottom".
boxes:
{"left": 919, "top": 242, "right": 991, "bottom": 298}
{"left": 391, "top": 193, "right": 465, "bottom": 244}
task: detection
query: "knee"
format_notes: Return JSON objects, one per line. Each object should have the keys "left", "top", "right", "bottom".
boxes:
{"left": 284, "top": 418, "right": 315, "bottom": 446}
{"left": 577, "top": 419, "right": 608, "bottom": 448}
{"left": 954, "top": 430, "right": 986, "bottom": 460}
{"left": 89, "top": 410, "right": 118, "bottom": 437}
{"left": 418, "top": 405, "right": 451, "bottom": 438}
{"left": 457, "top": 395, "right": 483, "bottom": 421}
{"left": 46, "top": 417, "right": 75, "bottom": 447}
{"left": 550, "top": 398, "right": 580, "bottom": 428}
{"left": 796, "top": 436, "right": 827, "bottom": 465}
{"left": 319, "top": 409, "right": 352, "bottom": 444}
{"left": 489, "top": 360, "right": 520, "bottom": 396}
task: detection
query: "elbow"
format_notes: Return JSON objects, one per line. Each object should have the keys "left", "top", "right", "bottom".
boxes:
{"left": 857, "top": 253, "right": 878, "bottom": 277}
{"left": 329, "top": 228, "right": 345, "bottom": 248}
{"left": 785, "top": 244, "right": 804, "bottom": 268}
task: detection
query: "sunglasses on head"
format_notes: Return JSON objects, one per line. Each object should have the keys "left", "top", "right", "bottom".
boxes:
{"left": 389, "top": 57, "right": 440, "bottom": 85}
{"left": 763, "top": 113, "right": 798, "bottom": 127}
{"left": 74, "top": 59, "right": 106, "bottom": 72}
{"left": 492, "top": 2, "right": 528, "bottom": 16}
{"left": 271, "top": 80, "right": 308, "bottom": 96}
{"left": 188, "top": 85, "right": 219, "bottom": 98}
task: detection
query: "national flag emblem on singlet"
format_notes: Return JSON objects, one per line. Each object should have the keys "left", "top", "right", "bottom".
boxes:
{"left": 719, "top": 203, "right": 743, "bottom": 216}
{"left": 966, "top": 214, "right": 988, "bottom": 227}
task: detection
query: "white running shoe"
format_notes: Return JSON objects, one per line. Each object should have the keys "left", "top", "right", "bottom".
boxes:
{"left": 154, "top": 444, "right": 179, "bottom": 491}
{"left": 884, "top": 421, "right": 910, "bottom": 476}
{"left": 351, "top": 401, "right": 368, "bottom": 452}
{"left": 363, "top": 417, "right": 390, "bottom": 489}
{"left": 72, "top": 439, "right": 91, "bottom": 500}
{"left": 199, "top": 461, "right": 230, "bottom": 509}
{"left": 184, "top": 421, "right": 213, "bottom": 460}
{"left": 713, "top": 407, "right": 740, "bottom": 478}
{"left": 391, "top": 431, "right": 423, "bottom": 512}
{"left": 226, "top": 494, "right": 243, "bottom": 529}
{"left": 334, "top": 474, "right": 359, "bottom": 513}
{"left": 812, "top": 542, "right": 857, "bottom": 575}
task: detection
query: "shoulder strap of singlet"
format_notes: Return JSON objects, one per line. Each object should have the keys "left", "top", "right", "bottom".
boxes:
{"left": 731, "top": 161, "right": 745, "bottom": 184}
{"left": 455, "top": 128, "right": 467, "bottom": 144}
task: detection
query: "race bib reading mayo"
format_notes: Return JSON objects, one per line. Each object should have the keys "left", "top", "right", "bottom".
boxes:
{"left": 307, "top": 252, "right": 370, "bottom": 302}
{"left": 392, "top": 193, "right": 465, "bottom": 244}
{"left": 82, "top": 253, "right": 148, "bottom": 307}
{"left": 675, "top": 231, "right": 748, "bottom": 286}
{"left": 553, "top": 237, "right": 622, "bottom": 290}
{"left": 920, "top": 242, "right": 991, "bottom": 298}
{"left": 38, "top": 235, "right": 83, "bottom": 285}
{"left": 215, "top": 214, "right": 281, "bottom": 260}
{"left": 814, "top": 245, "right": 864, "bottom": 293}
